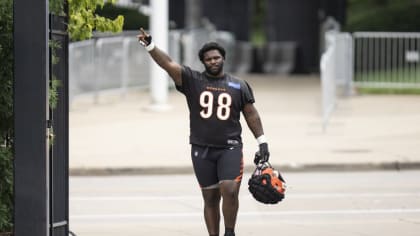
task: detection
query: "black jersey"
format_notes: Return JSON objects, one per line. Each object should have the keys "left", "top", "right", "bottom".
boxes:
{"left": 176, "top": 66, "right": 255, "bottom": 148}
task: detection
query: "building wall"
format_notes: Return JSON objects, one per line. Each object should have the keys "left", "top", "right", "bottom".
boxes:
{"left": 169, "top": 0, "right": 185, "bottom": 29}
{"left": 202, "top": 0, "right": 252, "bottom": 41}
{"left": 265, "top": 0, "right": 321, "bottom": 73}
{"left": 168, "top": 0, "right": 347, "bottom": 73}
{"left": 320, "top": 0, "right": 347, "bottom": 25}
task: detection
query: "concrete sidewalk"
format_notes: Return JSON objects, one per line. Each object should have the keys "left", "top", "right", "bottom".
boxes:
{"left": 69, "top": 74, "right": 420, "bottom": 175}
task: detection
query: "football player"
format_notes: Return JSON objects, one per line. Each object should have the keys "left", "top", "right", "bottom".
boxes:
{"left": 138, "top": 28, "right": 270, "bottom": 236}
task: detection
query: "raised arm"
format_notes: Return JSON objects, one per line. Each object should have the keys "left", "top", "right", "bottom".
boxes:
{"left": 243, "top": 103, "right": 270, "bottom": 164}
{"left": 137, "top": 28, "right": 182, "bottom": 86}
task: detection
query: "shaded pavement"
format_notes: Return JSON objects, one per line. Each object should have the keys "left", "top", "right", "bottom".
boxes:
{"left": 69, "top": 74, "right": 420, "bottom": 175}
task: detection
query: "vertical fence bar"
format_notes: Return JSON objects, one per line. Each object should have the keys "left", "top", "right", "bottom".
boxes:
{"left": 378, "top": 37, "right": 382, "bottom": 81}
{"left": 380, "top": 37, "right": 385, "bottom": 82}
{"left": 398, "top": 37, "right": 403, "bottom": 85}
{"left": 368, "top": 37, "right": 374, "bottom": 83}
{"left": 417, "top": 38, "right": 420, "bottom": 82}
{"left": 363, "top": 36, "right": 368, "bottom": 83}
{"left": 392, "top": 37, "right": 397, "bottom": 82}
{"left": 402, "top": 37, "right": 406, "bottom": 85}
{"left": 386, "top": 37, "right": 391, "bottom": 83}
{"left": 356, "top": 37, "right": 362, "bottom": 82}
{"left": 406, "top": 38, "right": 414, "bottom": 81}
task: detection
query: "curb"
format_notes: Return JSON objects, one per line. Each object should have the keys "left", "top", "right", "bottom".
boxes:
{"left": 69, "top": 162, "right": 420, "bottom": 176}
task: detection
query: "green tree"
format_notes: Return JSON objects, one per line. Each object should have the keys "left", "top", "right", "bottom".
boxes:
{"left": 346, "top": 0, "right": 420, "bottom": 31}
{"left": 251, "top": 0, "right": 266, "bottom": 46}
{"left": 0, "top": 0, "right": 13, "bottom": 232}
{"left": 68, "top": 0, "right": 124, "bottom": 40}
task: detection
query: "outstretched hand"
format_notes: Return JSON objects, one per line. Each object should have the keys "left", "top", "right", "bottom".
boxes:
{"left": 137, "top": 27, "right": 152, "bottom": 46}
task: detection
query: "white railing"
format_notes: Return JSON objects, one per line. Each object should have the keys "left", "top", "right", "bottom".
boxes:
{"left": 69, "top": 37, "right": 152, "bottom": 105}
{"left": 320, "top": 32, "right": 353, "bottom": 131}
{"left": 353, "top": 32, "right": 420, "bottom": 88}
{"left": 69, "top": 30, "right": 237, "bottom": 106}
{"left": 320, "top": 31, "right": 420, "bottom": 130}
{"left": 320, "top": 32, "right": 336, "bottom": 131}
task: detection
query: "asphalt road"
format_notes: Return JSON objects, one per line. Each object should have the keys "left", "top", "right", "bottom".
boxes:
{"left": 69, "top": 170, "right": 420, "bottom": 236}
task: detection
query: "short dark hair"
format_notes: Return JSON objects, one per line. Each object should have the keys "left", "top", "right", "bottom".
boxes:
{"left": 198, "top": 42, "right": 226, "bottom": 61}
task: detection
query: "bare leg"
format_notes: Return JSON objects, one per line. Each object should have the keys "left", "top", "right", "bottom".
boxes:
{"left": 202, "top": 187, "right": 221, "bottom": 235}
{"left": 219, "top": 180, "right": 241, "bottom": 232}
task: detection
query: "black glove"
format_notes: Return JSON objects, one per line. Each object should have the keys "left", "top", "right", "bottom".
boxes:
{"left": 254, "top": 143, "right": 270, "bottom": 165}
{"left": 143, "top": 34, "right": 152, "bottom": 46}
{"left": 138, "top": 28, "right": 153, "bottom": 46}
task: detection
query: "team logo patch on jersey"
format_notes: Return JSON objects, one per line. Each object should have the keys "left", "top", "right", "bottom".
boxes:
{"left": 227, "top": 139, "right": 240, "bottom": 145}
{"left": 228, "top": 82, "right": 241, "bottom": 90}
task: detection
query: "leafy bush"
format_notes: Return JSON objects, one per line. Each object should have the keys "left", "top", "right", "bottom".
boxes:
{"left": 346, "top": 0, "right": 420, "bottom": 32}
{"left": 68, "top": 0, "right": 124, "bottom": 41}
{"left": 0, "top": 148, "right": 13, "bottom": 232}
{"left": 0, "top": 0, "right": 13, "bottom": 232}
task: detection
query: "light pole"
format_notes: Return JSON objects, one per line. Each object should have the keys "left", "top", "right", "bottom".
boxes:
{"left": 148, "top": 0, "right": 171, "bottom": 111}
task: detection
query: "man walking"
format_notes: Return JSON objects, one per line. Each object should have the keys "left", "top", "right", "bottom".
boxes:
{"left": 137, "top": 28, "right": 270, "bottom": 236}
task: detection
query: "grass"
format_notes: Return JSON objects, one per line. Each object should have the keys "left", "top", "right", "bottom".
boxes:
{"left": 354, "top": 67, "right": 420, "bottom": 94}
{"left": 357, "top": 87, "right": 420, "bottom": 95}
{"left": 355, "top": 67, "right": 420, "bottom": 84}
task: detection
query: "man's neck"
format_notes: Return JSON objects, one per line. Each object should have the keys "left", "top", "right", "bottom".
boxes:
{"left": 205, "top": 72, "right": 225, "bottom": 79}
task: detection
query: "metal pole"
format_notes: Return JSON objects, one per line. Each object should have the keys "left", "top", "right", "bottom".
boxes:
{"left": 149, "top": 0, "right": 171, "bottom": 111}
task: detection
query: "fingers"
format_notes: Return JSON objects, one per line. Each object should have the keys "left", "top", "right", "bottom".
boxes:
{"left": 263, "top": 154, "right": 269, "bottom": 162}
{"left": 136, "top": 27, "right": 149, "bottom": 44}
{"left": 139, "top": 27, "right": 146, "bottom": 34}
{"left": 139, "top": 27, "right": 149, "bottom": 37}
{"left": 137, "top": 28, "right": 144, "bottom": 38}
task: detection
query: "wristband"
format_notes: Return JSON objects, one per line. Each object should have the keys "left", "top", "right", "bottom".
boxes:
{"left": 145, "top": 41, "right": 155, "bottom": 52}
{"left": 256, "top": 135, "right": 267, "bottom": 144}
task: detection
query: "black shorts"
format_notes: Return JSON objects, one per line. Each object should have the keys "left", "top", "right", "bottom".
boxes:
{"left": 191, "top": 144, "right": 244, "bottom": 188}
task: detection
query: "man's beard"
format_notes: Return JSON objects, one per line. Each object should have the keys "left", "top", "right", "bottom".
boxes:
{"left": 205, "top": 62, "right": 224, "bottom": 76}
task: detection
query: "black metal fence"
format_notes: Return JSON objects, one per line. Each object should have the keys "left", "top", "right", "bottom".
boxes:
{"left": 49, "top": 11, "right": 70, "bottom": 236}
{"left": 14, "top": 0, "right": 69, "bottom": 235}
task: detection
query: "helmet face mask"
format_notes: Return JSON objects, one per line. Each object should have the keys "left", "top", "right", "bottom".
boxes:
{"left": 248, "top": 160, "right": 286, "bottom": 204}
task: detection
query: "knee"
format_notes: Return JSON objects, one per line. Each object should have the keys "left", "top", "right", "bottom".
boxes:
{"left": 220, "top": 182, "right": 239, "bottom": 200}
{"left": 222, "top": 188, "right": 238, "bottom": 201}
{"left": 203, "top": 190, "right": 221, "bottom": 207}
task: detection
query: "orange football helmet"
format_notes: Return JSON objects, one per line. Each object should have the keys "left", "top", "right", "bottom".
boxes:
{"left": 248, "top": 156, "right": 286, "bottom": 204}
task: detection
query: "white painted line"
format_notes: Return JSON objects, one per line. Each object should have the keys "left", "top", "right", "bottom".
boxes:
{"left": 70, "top": 192, "right": 420, "bottom": 201}
{"left": 70, "top": 208, "right": 420, "bottom": 220}
{"left": 241, "top": 208, "right": 420, "bottom": 216}
{"left": 289, "top": 192, "right": 420, "bottom": 199}
{"left": 70, "top": 196, "right": 198, "bottom": 201}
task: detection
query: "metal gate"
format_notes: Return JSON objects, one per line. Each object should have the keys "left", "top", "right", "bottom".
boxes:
{"left": 353, "top": 32, "right": 420, "bottom": 88}
{"left": 49, "top": 10, "right": 70, "bottom": 236}
{"left": 320, "top": 31, "right": 420, "bottom": 130}
{"left": 14, "top": 1, "right": 69, "bottom": 235}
